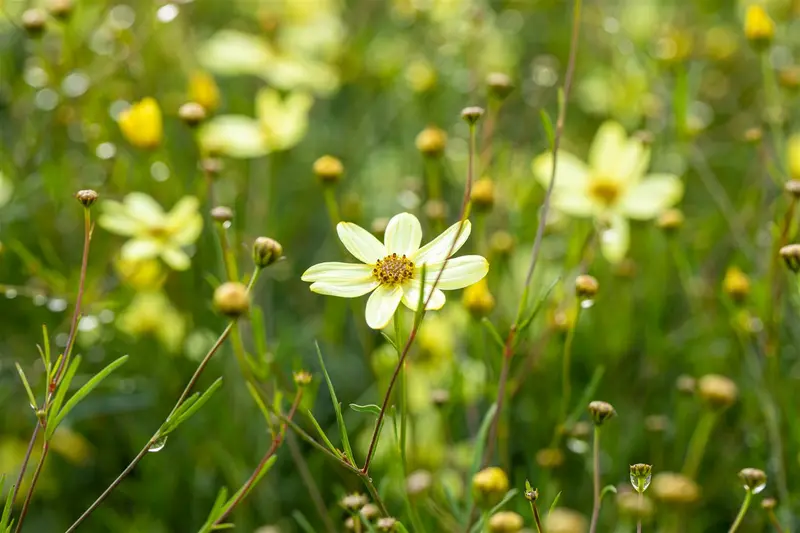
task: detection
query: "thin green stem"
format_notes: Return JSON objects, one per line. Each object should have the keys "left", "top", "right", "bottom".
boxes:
{"left": 681, "top": 410, "right": 717, "bottom": 479}
{"left": 728, "top": 489, "right": 753, "bottom": 533}
{"left": 760, "top": 51, "right": 785, "bottom": 176}
{"left": 559, "top": 302, "right": 581, "bottom": 427}
{"left": 767, "top": 508, "right": 786, "bottom": 533}
{"left": 589, "top": 426, "right": 602, "bottom": 533}
{"left": 636, "top": 491, "right": 643, "bottom": 533}
{"left": 529, "top": 501, "right": 544, "bottom": 533}
{"left": 322, "top": 186, "right": 341, "bottom": 225}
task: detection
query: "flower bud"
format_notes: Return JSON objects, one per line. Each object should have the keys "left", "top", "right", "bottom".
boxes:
{"left": 47, "top": 0, "right": 73, "bottom": 20}
{"left": 461, "top": 106, "right": 485, "bottom": 125}
{"left": 471, "top": 178, "right": 495, "bottom": 210}
{"left": 293, "top": 370, "right": 312, "bottom": 386}
{"left": 178, "top": 102, "right": 207, "bottom": 127}
{"left": 430, "top": 388, "right": 450, "bottom": 407}
{"left": 762, "top": 497, "right": 777, "bottom": 510}
{"left": 406, "top": 470, "right": 432, "bottom": 496}
{"left": 575, "top": 275, "right": 599, "bottom": 300}
{"left": 201, "top": 157, "right": 224, "bottom": 177}
{"left": 424, "top": 199, "right": 449, "bottom": 222}
{"left": 779, "top": 244, "right": 800, "bottom": 273}
{"left": 360, "top": 503, "right": 379, "bottom": 520}
{"left": 779, "top": 66, "right": 800, "bottom": 90}
{"left": 188, "top": 71, "right": 220, "bottom": 112}
{"left": 252, "top": 236, "right": 282, "bottom": 268}
{"left": 723, "top": 266, "right": 750, "bottom": 303}
{"left": 210, "top": 206, "right": 233, "bottom": 224}
{"left": 657, "top": 208, "right": 684, "bottom": 232}
{"left": 697, "top": 374, "right": 738, "bottom": 409}
{"left": 744, "top": 127, "right": 763, "bottom": 143}
{"left": 213, "top": 282, "right": 250, "bottom": 318}
{"left": 490, "top": 231, "right": 514, "bottom": 256}
{"left": 544, "top": 508, "right": 588, "bottom": 533}
{"left": 536, "top": 448, "right": 564, "bottom": 469}
{"left": 415, "top": 126, "right": 447, "bottom": 157}
{"left": 376, "top": 517, "right": 397, "bottom": 531}
{"left": 651, "top": 472, "right": 700, "bottom": 505}
{"left": 340, "top": 493, "right": 368, "bottom": 511}
{"left": 630, "top": 464, "right": 653, "bottom": 493}
{"left": 744, "top": 5, "right": 774, "bottom": 48}
{"left": 524, "top": 480, "right": 538, "bottom": 502}
{"left": 463, "top": 279, "right": 495, "bottom": 318}
{"left": 487, "top": 72, "right": 514, "bottom": 100}
{"left": 788, "top": 134, "right": 800, "bottom": 180}
{"left": 75, "top": 189, "right": 98, "bottom": 208}
{"left": 588, "top": 400, "right": 616, "bottom": 426}
{"left": 676, "top": 374, "right": 696, "bottom": 395}
{"left": 785, "top": 180, "right": 800, "bottom": 198}
{"left": 617, "top": 492, "right": 654, "bottom": 520}
{"left": 738, "top": 468, "right": 767, "bottom": 493}
{"left": 488, "top": 511, "right": 524, "bottom": 533}
{"left": 472, "top": 467, "right": 509, "bottom": 508}
{"left": 313, "top": 155, "right": 344, "bottom": 184}
{"left": 22, "top": 9, "right": 47, "bottom": 36}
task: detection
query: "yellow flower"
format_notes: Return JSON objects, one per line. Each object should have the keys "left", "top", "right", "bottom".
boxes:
{"left": 98, "top": 193, "right": 202, "bottom": 271}
{"left": 302, "top": 213, "right": 489, "bottom": 329}
{"left": 117, "top": 97, "right": 162, "bottom": 149}
{"left": 115, "top": 257, "right": 167, "bottom": 291}
{"left": 117, "top": 291, "right": 186, "bottom": 352}
{"left": 532, "top": 121, "right": 683, "bottom": 263}
{"left": 744, "top": 4, "right": 774, "bottom": 46}
{"left": 788, "top": 133, "right": 800, "bottom": 180}
{"left": 188, "top": 71, "right": 220, "bottom": 112}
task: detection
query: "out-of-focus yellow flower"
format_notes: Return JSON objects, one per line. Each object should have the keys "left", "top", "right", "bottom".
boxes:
{"left": 115, "top": 257, "right": 167, "bottom": 291}
{"left": 118, "top": 291, "right": 186, "bottom": 352}
{"left": 118, "top": 98, "right": 162, "bottom": 149}
{"left": 744, "top": 5, "right": 774, "bottom": 46}
{"left": 50, "top": 427, "right": 92, "bottom": 465}
{"left": 98, "top": 193, "right": 202, "bottom": 271}
{"left": 257, "top": 88, "right": 313, "bottom": 151}
{"left": 188, "top": 71, "right": 220, "bottom": 112}
{"left": 405, "top": 58, "right": 437, "bottom": 92}
{"left": 532, "top": 121, "right": 683, "bottom": 263}
{"left": 788, "top": 133, "right": 800, "bottom": 180}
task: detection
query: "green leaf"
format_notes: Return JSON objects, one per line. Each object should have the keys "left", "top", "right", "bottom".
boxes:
{"left": 379, "top": 331, "right": 397, "bottom": 351}
{"left": 306, "top": 409, "right": 338, "bottom": 455}
{"left": 461, "top": 403, "right": 497, "bottom": 523}
{"left": 41, "top": 324, "right": 51, "bottom": 373}
{"left": 210, "top": 524, "right": 234, "bottom": 530}
{"left": 565, "top": 366, "right": 605, "bottom": 428}
{"left": 539, "top": 109, "right": 555, "bottom": 149}
{"left": 161, "top": 378, "right": 223, "bottom": 435}
{"left": 395, "top": 523, "right": 410, "bottom": 533}
{"left": 48, "top": 355, "right": 81, "bottom": 430}
{"left": 246, "top": 382, "right": 272, "bottom": 425}
{"left": 15, "top": 363, "right": 38, "bottom": 410}
{"left": 48, "top": 355, "right": 129, "bottom": 439}
{"left": 315, "top": 342, "right": 355, "bottom": 465}
{"left": 292, "top": 511, "right": 316, "bottom": 533}
{"left": 600, "top": 484, "right": 617, "bottom": 501}
{"left": 549, "top": 491, "right": 563, "bottom": 515}
{"left": 470, "top": 489, "right": 519, "bottom": 533}
{"left": 349, "top": 403, "right": 381, "bottom": 416}
{"left": 481, "top": 318, "right": 505, "bottom": 351}
{"left": 1, "top": 474, "right": 14, "bottom": 531}
{"left": 518, "top": 276, "right": 560, "bottom": 335}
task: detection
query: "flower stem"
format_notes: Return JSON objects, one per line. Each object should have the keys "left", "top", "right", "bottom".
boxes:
{"left": 728, "top": 489, "right": 753, "bottom": 533}
{"left": 636, "top": 491, "right": 643, "bottom": 533}
{"left": 559, "top": 301, "right": 581, "bottom": 429}
{"left": 681, "top": 409, "right": 717, "bottom": 479}
{"left": 529, "top": 501, "right": 544, "bottom": 533}
{"left": 589, "top": 425, "right": 602, "bottom": 533}
{"left": 322, "top": 185, "right": 341, "bottom": 225}
{"left": 760, "top": 50, "right": 785, "bottom": 176}
{"left": 767, "top": 507, "right": 786, "bottom": 533}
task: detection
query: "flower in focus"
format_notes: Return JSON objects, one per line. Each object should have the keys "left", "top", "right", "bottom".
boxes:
{"left": 188, "top": 71, "right": 220, "bottom": 112}
{"left": 117, "top": 98, "right": 163, "bottom": 149}
{"left": 302, "top": 213, "right": 489, "bottom": 329}
{"left": 117, "top": 291, "right": 186, "bottom": 352}
{"left": 532, "top": 121, "right": 683, "bottom": 262}
{"left": 98, "top": 193, "right": 203, "bottom": 271}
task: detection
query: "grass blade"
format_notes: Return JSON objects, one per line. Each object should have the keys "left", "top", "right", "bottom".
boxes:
{"left": 549, "top": 491, "right": 563, "bottom": 515}
{"left": 349, "top": 403, "right": 380, "bottom": 416}
{"left": 306, "top": 410, "right": 338, "bottom": 455}
{"left": 15, "top": 363, "right": 38, "bottom": 410}
{"left": 161, "top": 378, "right": 223, "bottom": 435}
{"left": 461, "top": 403, "right": 497, "bottom": 523}
{"left": 481, "top": 318, "right": 505, "bottom": 351}
{"left": 292, "top": 511, "right": 316, "bottom": 533}
{"left": 564, "top": 365, "right": 605, "bottom": 429}
{"left": 315, "top": 342, "right": 355, "bottom": 465}
{"left": 48, "top": 355, "right": 81, "bottom": 429}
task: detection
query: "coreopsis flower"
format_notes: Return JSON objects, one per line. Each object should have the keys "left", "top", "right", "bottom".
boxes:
{"left": 117, "top": 98, "right": 162, "bottom": 149}
{"left": 98, "top": 193, "right": 202, "bottom": 271}
{"left": 532, "top": 121, "right": 683, "bottom": 262}
{"left": 302, "top": 213, "right": 489, "bottom": 329}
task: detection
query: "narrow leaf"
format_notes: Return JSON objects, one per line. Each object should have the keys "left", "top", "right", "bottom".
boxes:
{"left": 292, "top": 511, "right": 316, "bottom": 533}
{"left": 470, "top": 489, "right": 519, "bottom": 533}
{"left": 379, "top": 331, "right": 397, "bottom": 351}
{"left": 539, "top": 109, "right": 555, "bottom": 149}
{"left": 481, "top": 318, "right": 505, "bottom": 351}
{"left": 210, "top": 524, "right": 234, "bottom": 530}
{"left": 15, "top": 363, "right": 38, "bottom": 410}
{"left": 48, "top": 355, "right": 81, "bottom": 430}
{"left": 49, "top": 355, "right": 129, "bottom": 438}
{"left": 518, "top": 276, "right": 560, "bottom": 334}
{"left": 600, "top": 484, "right": 617, "bottom": 500}
{"left": 225, "top": 455, "right": 278, "bottom": 505}
{"left": 549, "top": 491, "right": 563, "bottom": 515}
{"left": 565, "top": 365, "right": 605, "bottom": 428}
{"left": 306, "top": 410, "right": 338, "bottom": 455}
{"left": 161, "top": 378, "right": 223, "bottom": 435}
{"left": 1, "top": 475, "right": 14, "bottom": 530}
{"left": 246, "top": 382, "right": 272, "bottom": 425}
{"left": 315, "top": 342, "right": 355, "bottom": 464}
{"left": 461, "top": 403, "right": 497, "bottom": 523}
{"left": 349, "top": 403, "right": 381, "bottom": 416}
{"left": 42, "top": 324, "right": 51, "bottom": 372}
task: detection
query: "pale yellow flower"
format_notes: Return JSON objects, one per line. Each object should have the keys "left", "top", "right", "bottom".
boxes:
{"left": 115, "top": 257, "right": 167, "bottom": 291}
{"left": 98, "top": 193, "right": 202, "bottom": 271}
{"left": 532, "top": 121, "right": 683, "bottom": 263}
{"left": 117, "top": 98, "right": 162, "bottom": 149}
{"left": 117, "top": 291, "right": 186, "bottom": 352}
{"left": 188, "top": 71, "right": 220, "bottom": 112}
{"left": 302, "top": 213, "right": 489, "bottom": 329}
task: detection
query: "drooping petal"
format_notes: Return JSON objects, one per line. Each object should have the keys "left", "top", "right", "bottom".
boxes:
{"left": 599, "top": 214, "right": 630, "bottom": 263}
{"left": 589, "top": 121, "right": 627, "bottom": 178}
{"left": 365, "top": 285, "right": 403, "bottom": 329}
{"left": 161, "top": 247, "right": 192, "bottom": 271}
{"left": 310, "top": 280, "right": 379, "bottom": 298}
{"left": 620, "top": 174, "right": 684, "bottom": 220}
{"left": 532, "top": 151, "right": 591, "bottom": 191}
{"left": 302, "top": 262, "right": 375, "bottom": 283}
{"left": 423, "top": 255, "right": 489, "bottom": 290}
{"left": 120, "top": 239, "right": 161, "bottom": 261}
{"left": 401, "top": 280, "right": 446, "bottom": 311}
{"left": 337, "top": 222, "right": 386, "bottom": 264}
{"left": 413, "top": 220, "right": 471, "bottom": 265}
{"left": 384, "top": 212, "right": 422, "bottom": 256}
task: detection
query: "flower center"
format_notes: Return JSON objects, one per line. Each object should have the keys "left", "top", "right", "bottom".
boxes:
{"left": 588, "top": 177, "right": 622, "bottom": 206}
{"left": 373, "top": 253, "right": 414, "bottom": 286}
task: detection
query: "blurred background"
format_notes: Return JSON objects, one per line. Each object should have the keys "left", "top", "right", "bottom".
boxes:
{"left": 1, "top": 0, "right": 800, "bottom": 531}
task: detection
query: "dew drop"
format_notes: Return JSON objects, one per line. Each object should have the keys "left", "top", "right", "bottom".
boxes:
{"left": 747, "top": 482, "right": 766, "bottom": 494}
{"left": 580, "top": 299, "right": 594, "bottom": 309}
{"left": 148, "top": 435, "right": 168, "bottom": 453}
{"left": 222, "top": 221, "right": 232, "bottom": 229}
{"left": 630, "top": 472, "right": 652, "bottom": 492}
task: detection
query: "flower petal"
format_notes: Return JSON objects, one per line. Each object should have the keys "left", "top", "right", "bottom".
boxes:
{"left": 532, "top": 151, "right": 591, "bottom": 191}
{"left": 413, "top": 220, "right": 471, "bottom": 265}
{"left": 401, "top": 280, "right": 446, "bottom": 311}
{"left": 161, "top": 247, "right": 192, "bottom": 271}
{"left": 589, "top": 121, "right": 628, "bottom": 177}
{"left": 337, "top": 222, "right": 386, "bottom": 264}
{"left": 124, "top": 193, "right": 166, "bottom": 224}
{"left": 121, "top": 239, "right": 161, "bottom": 261}
{"left": 423, "top": 255, "right": 489, "bottom": 290}
{"left": 365, "top": 285, "right": 403, "bottom": 329}
{"left": 302, "top": 262, "right": 375, "bottom": 283}
{"left": 620, "top": 174, "right": 684, "bottom": 220}
{"left": 98, "top": 209, "right": 140, "bottom": 236}
{"left": 616, "top": 141, "right": 650, "bottom": 184}
{"left": 310, "top": 280, "right": 379, "bottom": 298}
{"left": 551, "top": 189, "right": 595, "bottom": 217}
{"left": 384, "top": 212, "right": 422, "bottom": 256}
{"left": 198, "top": 115, "right": 269, "bottom": 159}
{"left": 599, "top": 214, "right": 629, "bottom": 263}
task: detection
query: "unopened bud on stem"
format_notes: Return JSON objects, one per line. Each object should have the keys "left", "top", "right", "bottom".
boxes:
{"left": 461, "top": 106, "right": 485, "bottom": 125}
{"left": 253, "top": 237, "right": 282, "bottom": 268}
{"left": 75, "top": 189, "right": 98, "bottom": 208}
{"left": 779, "top": 244, "right": 800, "bottom": 273}
{"left": 588, "top": 400, "right": 616, "bottom": 425}
{"left": 213, "top": 282, "right": 250, "bottom": 318}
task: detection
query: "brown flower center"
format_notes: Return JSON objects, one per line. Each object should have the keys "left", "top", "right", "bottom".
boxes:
{"left": 588, "top": 177, "right": 622, "bottom": 206}
{"left": 373, "top": 253, "right": 414, "bottom": 286}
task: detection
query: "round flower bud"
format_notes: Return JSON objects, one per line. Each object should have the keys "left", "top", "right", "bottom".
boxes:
{"left": 744, "top": 127, "right": 763, "bottom": 144}
{"left": 676, "top": 374, "right": 696, "bottom": 395}
{"left": 47, "top": 0, "right": 73, "bottom": 20}
{"left": 779, "top": 66, "right": 800, "bottom": 90}
{"left": 210, "top": 206, "right": 233, "bottom": 224}
{"left": 431, "top": 388, "right": 450, "bottom": 407}
{"left": 178, "top": 102, "right": 207, "bottom": 127}
{"left": 785, "top": 180, "right": 800, "bottom": 198}
{"left": 461, "top": 106, "right": 485, "bottom": 125}
{"left": 651, "top": 472, "right": 700, "bottom": 505}
{"left": 360, "top": 503, "right": 380, "bottom": 520}
{"left": 617, "top": 492, "right": 654, "bottom": 520}
{"left": 424, "top": 199, "right": 449, "bottom": 222}
{"left": 463, "top": 279, "right": 495, "bottom": 318}
{"left": 22, "top": 9, "right": 47, "bottom": 36}
{"left": 415, "top": 126, "right": 447, "bottom": 157}
{"left": 744, "top": 5, "right": 774, "bottom": 49}
{"left": 588, "top": 400, "right": 616, "bottom": 426}
{"left": 406, "top": 470, "right": 432, "bottom": 496}
{"left": 488, "top": 511, "right": 524, "bottom": 533}
{"left": 344, "top": 517, "right": 356, "bottom": 530}
{"left": 544, "top": 508, "right": 588, "bottom": 533}
{"left": 575, "top": 275, "right": 599, "bottom": 300}
{"left": 630, "top": 464, "right": 653, "bottom": 493}
{"left": 644, "top": 414, "right": 668, "bottom": 433}
{"left": 524, "top": 485, "right": 539, "bottom": 502}
{"left": 293, "top": 370, "right": 312, "bottom": 386}
{"left": 75, "top": 189, "right": 98, "bottom": 208}
{"left": 723, "top": 266, "right": 750, "bottom": 303}
{"left": 762, "top": 497, "right": 777, "bottom": 510}
{"left": 471, "top": 178, "right": 495, "bottom": 210}
{"left": 313, "top": 155, "right": 344, "bottom": 184}
{"left": 213, "top": 282, "right": 250, "bottom": 318}
{"left": 377, "top": 517, "right": 397, "bottom": 531}
{"left": 472, "top": 467, "right": 509, "bottom": 508}
{"left": 779, "top": 244, "right": 800, "bottom": 273}
{"left": 697, "top": 374, "right": 738, "bottom": 409}
{"left": 340, "top": 493, "right": 368, "bottom": 511}
{"left": 490, "top": 231, "right": 514, "bottom": 256}
{"left": 252, "top": 236, "right": 282, "bottom": 268}
{"left": 201, "top": 157, "right": 224, "bottom": 177}
{"left": 487, "top": 72, "right": 514, "bottom": 100}
{"left": 657, "top": 208, "right": 684, "bottom": 232}
{"left": 536, "top": 448, "right": 564, "bottom": 469}
{"left": 738, "top": 468, "right": 767, "bottom": 493}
